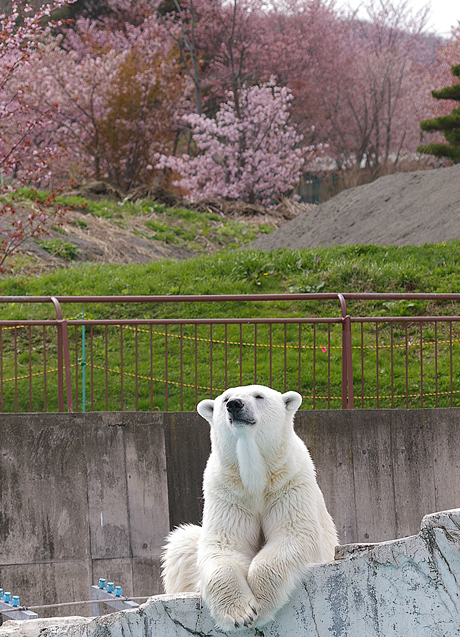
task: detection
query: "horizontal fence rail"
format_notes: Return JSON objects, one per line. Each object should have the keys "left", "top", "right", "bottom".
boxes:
{"left": 1, "top": 293, "right": 460, "bottom": 412}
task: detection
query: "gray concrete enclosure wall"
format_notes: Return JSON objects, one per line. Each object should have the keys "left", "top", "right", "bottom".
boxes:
{"left": 1, "top": 409, "right": 460, "bottom": 616}
{"left": 0, "top": 413, "right": 170, "bottom": 618}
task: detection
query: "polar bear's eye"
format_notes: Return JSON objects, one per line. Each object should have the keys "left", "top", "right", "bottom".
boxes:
{"left": 254, "top": 394, "right": 264, "bottom": 400}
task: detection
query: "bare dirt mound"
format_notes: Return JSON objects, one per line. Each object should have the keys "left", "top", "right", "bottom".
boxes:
{"left": 246, "top": 164, "right": 460, "bottom": 251}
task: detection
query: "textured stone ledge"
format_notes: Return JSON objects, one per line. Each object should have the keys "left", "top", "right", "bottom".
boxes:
{"left": 2, "top": 508, "right": 460, "bottom": 637}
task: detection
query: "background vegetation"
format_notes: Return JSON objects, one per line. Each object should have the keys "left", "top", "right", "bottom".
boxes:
{"left": 1, "top": 195, "right": 460, "bottom": 414}
{"left": 0, "top": 0, "right": 459, "bottom": 412}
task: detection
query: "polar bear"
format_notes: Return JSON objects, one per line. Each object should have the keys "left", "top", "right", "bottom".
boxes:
{"left": 161, "top": 384, "right": 338, "bottom": 631}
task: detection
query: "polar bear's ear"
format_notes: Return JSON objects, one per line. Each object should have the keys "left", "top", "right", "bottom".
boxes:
{"left": 197, "top": 399, "right": 215, "bottom": 423}
{"left": 282, "top": 391, "right": 302, "bottom": 413}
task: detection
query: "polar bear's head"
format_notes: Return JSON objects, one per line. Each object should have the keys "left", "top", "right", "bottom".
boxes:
{"left": 197, "top": 385, "right": 302, "bottom": 491}
{"left": 197, "top": 384, "right": 302, "bottom": 435}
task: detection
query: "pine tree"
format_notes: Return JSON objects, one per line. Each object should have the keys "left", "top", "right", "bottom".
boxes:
{"left": 418, "top": 64, "right": 460, "bottom": 163}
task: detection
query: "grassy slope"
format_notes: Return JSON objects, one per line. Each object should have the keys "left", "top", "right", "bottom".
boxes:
{"left": 3, "top": 188, "right": 459, "bottom": 316}
{"left": 1, "top": 241, "right": 460, "bottom": 319}
{"left": 6, "top": 188, "right": 276, "bottom": 264}
{"left": 1, "top": 192, "right": 460, "bottom": 412}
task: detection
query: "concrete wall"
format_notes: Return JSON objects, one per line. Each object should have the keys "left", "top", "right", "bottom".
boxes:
{"left": 1, "top": 409, "right": 460, "bottom": 617}
{"left": 0, "top": 413, "right": 170, "bottom": 618}
{"left": 298, "top": 408, "right": 460, "bottom": 545}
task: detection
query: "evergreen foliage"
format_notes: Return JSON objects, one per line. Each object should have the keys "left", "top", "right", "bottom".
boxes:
{"left": 418, "top": 64, "right": 460, "bottom": 163}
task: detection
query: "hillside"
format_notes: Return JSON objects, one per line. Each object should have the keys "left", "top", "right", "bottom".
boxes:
{"left": 246, "top": 164, "right": 460, "bottom": 251}
{"left": 4, "top": 164, "right": 460, "bottom": 278}
{"left": 2, "top": 188, "right": 295, "bottom": 276}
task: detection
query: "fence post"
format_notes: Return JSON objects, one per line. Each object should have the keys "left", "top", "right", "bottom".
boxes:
{"left": 344, "top": 314, "right": 354, "bottom": 409}
{"left": 79, "top": 312, "right": 86, "bottom": 413}
{"left": 338, "top": 294, "right": 354, "bottom": 409}
{"left": 51, "top": 297, "right": 73, "bottom": 413}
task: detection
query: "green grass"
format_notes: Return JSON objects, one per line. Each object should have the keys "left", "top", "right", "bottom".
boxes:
{"left": 2, "top": 241, "right": 460, "bottom": 312}
{"left": 1, "top": 206, "right": 460, "bottom": 412}
{"left": 39, "top": 238, "right": 81, "bottom": 261}
{"left": 5, "top": 187, "right": 277, "bottom": 254}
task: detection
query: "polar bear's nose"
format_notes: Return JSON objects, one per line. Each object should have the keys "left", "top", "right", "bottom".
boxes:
{"left": 226, "top": 398, "right": 244, "bottom": 414}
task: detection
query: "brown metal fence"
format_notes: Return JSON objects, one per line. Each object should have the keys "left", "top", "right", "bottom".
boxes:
{"left": 1, "top": 293, "right": 460, "bottom": 412}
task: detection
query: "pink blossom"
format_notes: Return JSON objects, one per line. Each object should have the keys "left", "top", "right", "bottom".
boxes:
{"left": 158, "top": 79, "right": 315, "bottom": 205}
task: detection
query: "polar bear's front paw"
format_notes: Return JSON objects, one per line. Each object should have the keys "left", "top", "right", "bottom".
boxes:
{"left": 247, "top": 560, "right": 285, "bottom": 625}
{"left": 215, "top": 596, "right": 259, "bottom": 631}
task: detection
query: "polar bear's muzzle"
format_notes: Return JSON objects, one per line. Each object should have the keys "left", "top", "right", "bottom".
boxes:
{"left": 226, "top": 398, "right": 256, "bottom": 426}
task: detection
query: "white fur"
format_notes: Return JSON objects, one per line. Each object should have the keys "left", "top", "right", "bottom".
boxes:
{"left": 161, "top": 384, "right": 338, "bottom": 631}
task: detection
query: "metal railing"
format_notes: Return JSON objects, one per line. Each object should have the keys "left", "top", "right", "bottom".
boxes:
{"left": 1, "top": 293, "right": 460, "bottom": 412}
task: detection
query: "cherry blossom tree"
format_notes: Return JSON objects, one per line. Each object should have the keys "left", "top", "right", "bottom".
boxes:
{"left": 17, "top": 9, "right": 185, "bottom": 190}
{"left": 1, "top": 0, "right": 450, "bottom": 203}
{"left": 253, "top": 0, "right": 342, "bottom": 142}
{"left": 158, "top": 80, "right": 316, "bottom": 204}
{"left": 157, "top": 0, "right": 265, "bottom": 118}
{"left": 422, "top": 23, "right": 460, "bottom": 116}
{"left": 0, "top": 0, "right": 76, "bottom": 185}
{"left": 0, "top": 191, "right": 67, "bottom": 273}
{"left": 198, "top": 0, "right": 264, "bottom": 114}
{"left": 414, "top": 24, "right": 460, "bottom": 165}
{"left": 311, "top": 0, "right": 432, "bottom": 177}
{"left": 156, "top": 0, "right": 204, "bottom": 115}
{"left": 0, "top": 1, "right": 74, "bottom": 272}
{"left": 247, "top": 0, "right": 434, "bottom": 179}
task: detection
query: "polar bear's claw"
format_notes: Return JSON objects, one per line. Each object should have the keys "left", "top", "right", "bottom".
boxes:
{"left": 243, "top": 614, "right": 254, "bottom": 626}
{"left": 218, "top": 598, "right": 259, "bottom": 631}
